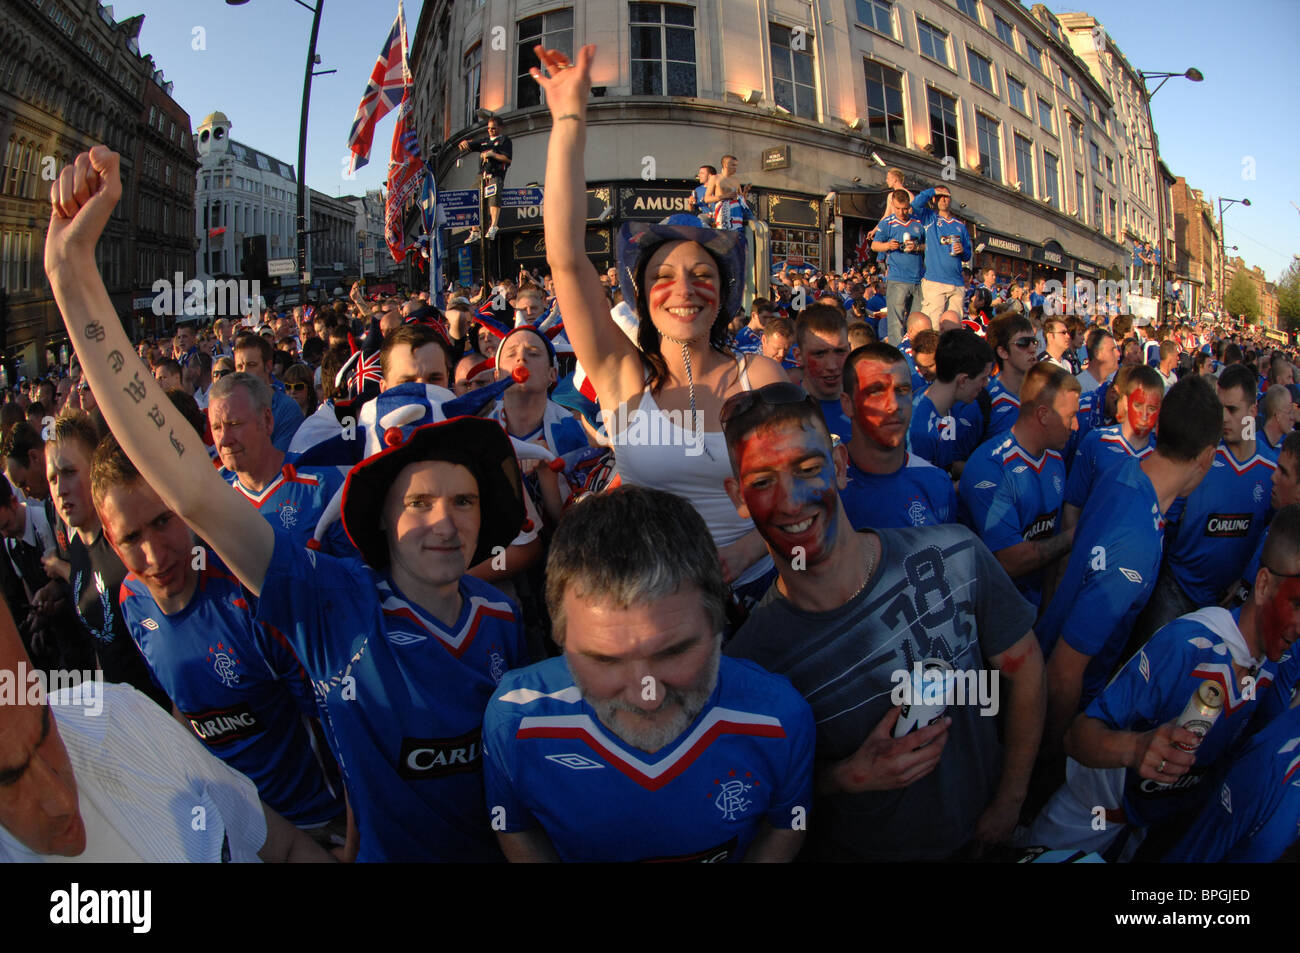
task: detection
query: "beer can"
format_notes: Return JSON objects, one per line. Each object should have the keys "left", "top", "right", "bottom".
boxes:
{"left": 1173, "top": 680, "right": 1224, "bottom": 752}
{"left": 893, "top": 657, "right": 953, "bottom": 740}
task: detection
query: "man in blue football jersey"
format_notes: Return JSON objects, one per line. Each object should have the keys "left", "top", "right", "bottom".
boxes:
{"left": 983, "top": 313, "right": 1040, "bottom": 442}
{"left": 722, "top": 383, "right": 1045, "bottom": 861}
{"left": 909, "top": 328, "right": 993, "bottom": 476}
{"left": 911, "top": 185, "right": 971, "bottom": 322}
{"left": 959, "top": 363, "right": 1079, "bottom": 608}
{"left": 208, "top": 372, "right": 351, "bottom": 554}
{"left": 1234, "top": 432, "right": 1300, "bottom": 603}
{"left": 483, "top": 487, "right": 814, "bottom": 862}
{"left": 1037, "top": 375, "right": 1223, "bottom": 760}
{"left": 1134, "top": 364, "right": 1275, "bottom": 645}
{"left": 1061, "top": 364, "right": 1163, "bottom": 533}
{"left": 1036, "top": 505, "right": 1300, "bottom": 860}
{"left": 871, "top": 190, "right": 926, "bottom": 345}
{"left": 90, "top": 435, "right": 345, "bottom": 836}
{"left": 838, "top": 343, "right": 956, "bottom": 530}
{"left": 794, "top": 305, "right": 853, "bottom": 445}
{"left": 45, "top": 148, "right": 530, "bottom": 862}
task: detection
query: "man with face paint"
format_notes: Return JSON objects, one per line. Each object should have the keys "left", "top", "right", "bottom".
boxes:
{"left": 908, "top": 329, "right": 994, "bottom": 474}
{"left": 722, "top": 383, "right": 1046, "bottom": 861}
{"left": 837, "top": 343, "right": 956, "bottom": 529}
{"left": 1023, "top": 504, "right": 1300, "bottom": 860}
{"left": 1061, "top": 365, "right": 1164, "bottom": 534}
{"left": 958, "top": 364, "right": 1080, "bottom": 608}
{"left": 1234, "top": 432, "right": 1300, "bottom": 607}
{"left": 1135, "top": 364, "right": 1276, "bottom": 645}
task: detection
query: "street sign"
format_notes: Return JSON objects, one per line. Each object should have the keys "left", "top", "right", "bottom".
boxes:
{"left": 267, "top": 258, "right": 296, "bottom": 277}
{"left": 500, "top": 187, "right": 544, "bottom": 208}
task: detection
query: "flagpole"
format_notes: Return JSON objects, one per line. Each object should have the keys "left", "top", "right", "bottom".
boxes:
{"left": 297, "top": 0, "right": 325, "bottom": 296}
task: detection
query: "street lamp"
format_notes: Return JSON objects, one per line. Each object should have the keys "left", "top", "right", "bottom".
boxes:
{"left": 1139, "top": 67, "right": 1202, "bottom": 325}
{"left": 1218, "top": 197, "right": 1251, "bottom": 317}
{"left": 226, "top": 0, "right": 335, "bottom": 297}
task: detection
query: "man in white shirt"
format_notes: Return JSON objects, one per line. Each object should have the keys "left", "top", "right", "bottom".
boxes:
{"left": 0, "top": 599, "right": 331, "bottom": 862}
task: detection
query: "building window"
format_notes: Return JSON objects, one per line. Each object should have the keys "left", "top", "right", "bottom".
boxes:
{"left": 1007, "top": 74, "right": 1027, "bottom": 114}
{"left": 916, "top": 18, "right": 950, "bottom": 68}
{"left": 464, "top": 44, "right": 481, "bottom": 129}
{"left": 630, "top": 3, "right": 697, "bottom": 97}
{"left": 927, "top": 87, "right": 959, "bottom": 160}
{"left": 1025, "top": 41, "right": 1043, "bottom": 72}
{"left": 994, "top": 14, "right": 1015, "bottom": 49}
{"left": 1042, "top": 151, "right": 1060, "bottom": 209}
{"left": 1076, "top": 171, "right": 1086, "bottom": 219}
{"left": 1057, "top": 65, "right": 1072, "bottom": 98}
{"left": 1105, "top": 156, "right": 1115, "bottom": 185}
{"left": 517, "top": 9, "right": 574, "bottom": 109}
{"left": 966, "top": 47, "right": 996, "bottom": 95}
{"left": 1089, "top": 140, "right": 1101, "bottom": 172}
{"left": 1069, "top": 116, "right": 1083, "bottom": 154}
{"left": 1109, "top": 197, "right": 1118, "bottom": 238}
{"left": 855, "top": 0, "right": 894, "bottom": 37}
{"left": 863, "top": 60, "right": 906, "bottom": 144}
{"left": 770, "top": 23, "right": 817, "bottom": 118}
{"left": 954, "top": 0, "right": 979, "bottom": 21}
{"left": 974, "top": 112, "right": 1001, "bottom": 183}
{"left": 1094, "top": 186, "right": 1104, "bottom": 230}
{"left": 1014, "top": 134, "right": 1034, "bottom": 196}
{"left": 1037, "top": 97, "right": 1054, "bottom": 133}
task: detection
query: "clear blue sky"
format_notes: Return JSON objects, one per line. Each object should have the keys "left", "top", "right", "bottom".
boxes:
{"left": 124, "top": 0, "right": 1298, "bottom": 281}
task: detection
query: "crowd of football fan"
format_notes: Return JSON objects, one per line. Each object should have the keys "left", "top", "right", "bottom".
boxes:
{"left": 2, "top": 46, "right": 1297, "bottom": 865}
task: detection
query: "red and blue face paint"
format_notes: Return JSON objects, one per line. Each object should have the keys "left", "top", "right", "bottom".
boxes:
{"left": 735, "top": 420, "right": 840, "bottom": 566}
{"left": 851, "top": 360, "right": 911, "bottom": 449}
{"left": 1259, "top": 573, "right": 1300, "bottom": 663}
{"left": 646, "top": 242, "right": 719, "bottom": 335}
{"left": 1124, "top": 386, "right": 1161, "bottom": 441}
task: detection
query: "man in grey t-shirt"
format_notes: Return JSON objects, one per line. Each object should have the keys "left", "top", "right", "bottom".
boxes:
{"left": 720, "top": 380, "right": 1045, "bottom": 861}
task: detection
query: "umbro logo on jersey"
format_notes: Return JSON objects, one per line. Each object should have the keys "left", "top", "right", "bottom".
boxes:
{"left": 388, "top": 631, "right": 427, "bottom": 646}
{"left": 544, "top": 753, "right": 605, "bottom": 770}
{"left": 974, "top": 481, "right": 996, "bottom": 490}
{"left": 1118, "top": 567, "right": 1143, "bottom": 584}
{"left": 1139, "top": 650, "right": 1150, "bottom": 682}
{"left": 141, "top": 618, "right": 159, "bottom": 631}
{"left": 1012, "top": 465, "right": 1027, "bottom": 474}
{"left": 1206, "top": 514, "right": 1252, "bottom": 537}
{"left": 1220, "top": 783, "right": 1232, "bottom": 814}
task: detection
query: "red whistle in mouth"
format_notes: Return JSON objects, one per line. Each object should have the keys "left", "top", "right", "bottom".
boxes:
{"left": 511, "top": 365, "right": 530, "bottom": 383}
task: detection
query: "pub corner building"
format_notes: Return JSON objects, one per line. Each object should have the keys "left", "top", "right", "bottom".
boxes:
{"left": 403, "top": 1, "right": 1159, "bottom": 308}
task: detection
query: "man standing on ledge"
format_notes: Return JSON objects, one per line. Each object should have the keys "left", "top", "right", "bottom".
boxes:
{"left": 459, "top": 116, "right": 513, "bottom": 243}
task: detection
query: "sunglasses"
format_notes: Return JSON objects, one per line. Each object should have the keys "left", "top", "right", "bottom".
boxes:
{"left": 1013, "top": 337, "right": 1039, "bottom": 350}
{"left": 285, "top": 382, "right": 309, "bottom": 394}
{"left": 720, "top": 381, "right": 815, "bottom": 426}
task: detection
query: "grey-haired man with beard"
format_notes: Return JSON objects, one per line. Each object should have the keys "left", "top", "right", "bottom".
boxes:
{"left": 482, "top": 486, "right": 814, "bottom": 862}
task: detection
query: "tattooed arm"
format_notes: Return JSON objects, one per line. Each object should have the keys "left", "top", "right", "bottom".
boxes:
{"left": 44, "top": 147, "right": 273, "bottom": 594}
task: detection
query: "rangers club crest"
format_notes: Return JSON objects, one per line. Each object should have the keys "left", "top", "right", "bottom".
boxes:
{"left": 907, "top": 500, "right": 927, "bottom": 527}
{"left": 711, "top": 770, "right": 756, "bottom": 821}
{"left": 279, "top": 501, "right": 299, "bottom": 529}
{"left": 208, "top": 642, "right": 242, "bottom": 687}
{"left": 1254, "top": 483, "right": 1265, "bottom": 504}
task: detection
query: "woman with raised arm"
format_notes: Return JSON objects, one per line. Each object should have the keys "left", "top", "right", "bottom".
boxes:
{"left": 533, "top": 44, "right": 788, "bottom": 607}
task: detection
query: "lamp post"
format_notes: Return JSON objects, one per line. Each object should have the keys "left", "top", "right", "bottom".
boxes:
{"left": 1218, "top": 197, "right": 1251, "bottom": 319}
{"left": 226, "top": 0, "right": 335, "bottom": 298}
{"left": 1138, "top": 68, "right": 1201, "bottom": 326}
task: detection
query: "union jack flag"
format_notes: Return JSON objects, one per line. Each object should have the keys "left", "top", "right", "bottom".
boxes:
{"left": 345, "top": 3, "right": 409, "bottom": 177}
{"left": 351, "top": 349, "right": 383, "bottom": 395}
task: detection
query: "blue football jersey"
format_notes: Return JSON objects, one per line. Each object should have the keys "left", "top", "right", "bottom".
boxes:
{"left": 840, "top": 455, "right": 957, "bottom": 530}
{"left": 1084, "top": 608, "right": 1277, "bottom": 830}
{"left": 909, "top": 395, "right": 981, "bottom": 470}
{"left": 1038, "top": 457, "right": 1166, "bottom": 705}
{"left": 984, "top": 375, "right": 1020, "bottom": 442}
{"left": 119, "top": 558, "right": 343, "bottom": 827}
{"left": 819, "top": 398, "right": 853, "bottom": 445}
{"left": 252, "top": 530, "right": 529, "bottom": 862}
{"left": 1063, "top": 426, "right": 1154, "bottom": 510}
{"left": 1164, "top": 703, "right": 1300, "bottom": 862}
{"left": 1164, "top": 444, "right": 1275, "bottom": 605}
{"left": 483, "top": 656, "right": 814, "bottom": 862}
{"left": 958, "top": 432, "right": 1065, "bottom": 607}
{"left": 221, "top": 462, "right": 351, "bottom": 555}
{"left": 732, "top": 326, "right": 763, "bottom": 354}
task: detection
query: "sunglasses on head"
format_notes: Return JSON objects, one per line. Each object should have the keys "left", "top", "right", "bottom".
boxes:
{"left": 720, "top": 381, "right": 815, "bottom": 426}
